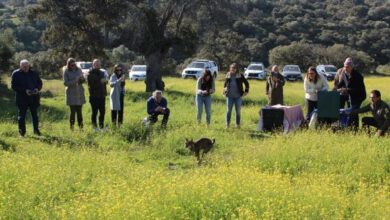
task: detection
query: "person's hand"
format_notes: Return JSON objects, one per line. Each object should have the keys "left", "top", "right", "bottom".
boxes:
{"left": 375, "top": 130, "right": 383, "bottom": 137}
{"left": 33, "top": 88, "right": 39, "bottom": 94}
{"left": 26, "top": 89, "right": 32, "bottom": 96}
{"left": 155, "top": 106, "right": 163, "bottom": 112}
{"left": 120, "top": 75, "right": 125, "bottom": 81}
{"left": 100, "top": 78, "right": 107, "bottom": 83}
{"left": 243, "top": 92, "right": 248, "bottom": 97}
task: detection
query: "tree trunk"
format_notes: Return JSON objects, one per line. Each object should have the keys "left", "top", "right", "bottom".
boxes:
{"left": 145, "top": 51, "right": 165, "bottom": 92}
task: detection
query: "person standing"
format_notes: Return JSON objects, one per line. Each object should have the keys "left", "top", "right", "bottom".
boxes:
{"left": 266, "top": 65, "right": 285, "bottom": 105}
{"left": 11, "top": 59, "right": 43, "bottom": 137}
{"left": 304, "top": 66, "right": 329, "bottom": 121}
{"left": 87, "top": 59, "right": 108, "bottom": 130}
{"left": 223, "top": 63, "right": 249, "bottom": 129}
{"left": 147, "top": 90, "right": 170, "bottom": 128}
{"left": 349, "top": 90, "right": 390, "bottom": 137}
{"left": 109, "top": 64, "right": 126, "bottom": 127}
{"left": 63, "top": 58, "right": 86, "bottom": 130}
{"left": 196, "top": 70, "right": 215, "bottom": 125}
{"left": 334, "top": 57, "right": 366, "bottom": 128}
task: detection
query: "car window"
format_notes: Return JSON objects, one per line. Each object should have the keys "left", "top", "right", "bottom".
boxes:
{"left": 80, "top": 63, "right": 92, "bottom": 69}
{"left": 132, "top": 66, "right": 146, "bottom": 71}
{"left": 248, "top": 65, "right": 263, "bottom": 70}
{"left": 325, "top": 66, "right": 337, "bottom": 72}
{"left": 188, "top": 62, "right": 205, "bottom": 68}
{"left": 284, "top": 66, "right": 300, "bottom": 72}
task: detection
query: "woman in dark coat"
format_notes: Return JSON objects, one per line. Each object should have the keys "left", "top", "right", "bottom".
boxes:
{"left": 266, "top": 65, "right": 285, "bottom": 105}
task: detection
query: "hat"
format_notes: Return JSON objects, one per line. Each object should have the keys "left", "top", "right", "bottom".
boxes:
{"left": 344, "top": 57, "right": 353, "bottom": 67}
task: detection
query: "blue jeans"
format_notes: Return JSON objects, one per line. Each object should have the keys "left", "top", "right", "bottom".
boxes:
{"left": 226, "top": 97, "right": 242, "bottom": 126}
{"left": 348, "top": 102, "right": 362, "bottom": 129}
{"left": 196, "top": 95, "right": 211, "bottom": 124}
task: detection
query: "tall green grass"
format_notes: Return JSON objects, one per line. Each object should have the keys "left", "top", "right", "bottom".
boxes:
{"left": 0, "top": 76, "right": 389, "bottom": 219}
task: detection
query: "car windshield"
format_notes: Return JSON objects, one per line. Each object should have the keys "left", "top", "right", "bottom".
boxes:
{"left": 132, "top": 66, "right": 146, "bottom": 71}
{"left": 325, "top": 66, "right": 337, "bottom": 72}
{"left": 248, "top": 65, "right": 263, "bottom": 70}
{"left": 80, "top": 63, "right": 92, "bottom": 69}
{"left": 284, "top": 66, "right": 300, "bottom": 72}
{"left": 188, "top": 62, "right": 205, "bottom": 68}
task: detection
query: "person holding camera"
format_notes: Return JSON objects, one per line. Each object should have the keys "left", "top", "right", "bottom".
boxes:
{"left": 266, "top": 65, "right": 285, "bottom": 105}
{"left": 146, "top": 90, "right": 170, "bottom": 128}
{"left": 87, "top": 59, "right": 108, "bottom": 130}
{"left": 109, "top": 64, "right": 126, "bottom": 127}
{"left": 11, "top": 59, "right": 43, "bottom": 137}
{"left": 63, "top": 58, "right": 86, "bottom": 130}
{"left": 195, "top": 70, "right": 215, "bottom": 125}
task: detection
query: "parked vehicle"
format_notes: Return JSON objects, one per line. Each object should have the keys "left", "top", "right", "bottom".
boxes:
{"left": 182, "top": 60, "right": 218, "bottom": 79}
{"left": 129, "top": 65, "right": 147, "bottom": 81}
{"left": 244, "top": 62, "right": 266, "bottom": 80}
{"left": 316, "top": 64, "right": 337, "bottom": 81}
{"left": 282, "top": 65, "right": 302, "bottom": 81}
{"left": 76, "top": 61, "right": 92, "bottom": 75}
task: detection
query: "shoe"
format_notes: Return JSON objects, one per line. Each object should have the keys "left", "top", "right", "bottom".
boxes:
{"left": 94, "top": 127, "right": 100, "bottom": 132}
{"left": 34, "top": 130, "right": 41, "bottom": 136}
{"left": 19, "top": 133, "right": 25, "bottom": 138}
{"left": 236, "top": 125, "right": 241, "bottom": 129}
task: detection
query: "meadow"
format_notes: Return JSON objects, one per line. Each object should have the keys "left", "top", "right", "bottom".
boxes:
{"left": 0, "top": 75, "right": 389, "bottom": 219}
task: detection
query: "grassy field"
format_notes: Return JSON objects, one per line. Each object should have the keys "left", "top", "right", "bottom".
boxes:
{"left": 0, "top": 75, "right": 389, "bottom": 219}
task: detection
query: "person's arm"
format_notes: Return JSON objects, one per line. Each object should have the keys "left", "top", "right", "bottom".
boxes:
{"left": 210, "top": 79, "right": 215, "bottom": 94}
{"left": 109, "top": 74, "right": 118, "bottom": 88}
{"left": 63, "top": 70, "right": 77, "bottom": 87}
{"left": 304, "top": 78, "right": 315, "bottom": 93}
{"left": 147, "top": 98, "right": 155, "bottom": 115}
{"left": 265, "top": 77, "right": 270, "bottom": 95}
{"left": 242, "top": 74, "right": 249, "bottom": 93}
{"left": 350, "top": 103, "right": 370, "bottom": 114}
{"left": 196, "top": 78, "right": 203, "bottom": 95}
{"left": 321, "top": 75, "right": 329, "bottom": 91}
{"left": 161, "top": 98, "right": 168, "bottom": 109}
{"left": 348, "top": 74, "right": 365, "bottom": 99}
{"left": 11, "top": 71, "right": 25, "bottom": 93}
{"left": 36, "top": 72, "right": 43, "bottom": 91}
{"left": 279, "top": 74, "right": 285, "bottom": 86}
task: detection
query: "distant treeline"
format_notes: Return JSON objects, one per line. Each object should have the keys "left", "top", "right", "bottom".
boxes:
{"left": 0, "top": 0, "right": 389, "bottom": 78}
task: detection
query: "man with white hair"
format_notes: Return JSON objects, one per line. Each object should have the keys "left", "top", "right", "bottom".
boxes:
{"left": 11, "top": 59, "right": 43, "bottom": 137}
{"left": 87, "top": 59, "right": 108, "bottom": 130}
{"left": 334, "top": 57, "right": 366, "bottom": 128}
{"left": 146, "top": 90, "right": 170, "bottom": 128}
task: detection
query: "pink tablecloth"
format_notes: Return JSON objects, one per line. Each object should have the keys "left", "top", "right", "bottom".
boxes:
{"left": 258, "top": 104, "right": 305, "bottom": 133}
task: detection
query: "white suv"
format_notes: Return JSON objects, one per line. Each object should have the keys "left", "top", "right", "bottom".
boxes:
{"left": 244, "top": 62, "right": 266, "bottom": 80}
{"left": 182, "top": 60, "right": 218, "bottom": 79}
{"left": 316, "top": 64, "right": 337, "bottom": 81}
{"left": 129, "top": 65, "right": 147, "bottom": 81}
{"left": 76, "top": 61, "right": 92, "bottom": 75}
{"left": 282, "top": 65, "right": 302, "bottom": 81}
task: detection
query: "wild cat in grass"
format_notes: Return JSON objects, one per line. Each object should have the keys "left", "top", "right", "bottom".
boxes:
{"left": 185, "top": 138, "right": 215, "bottom": 164}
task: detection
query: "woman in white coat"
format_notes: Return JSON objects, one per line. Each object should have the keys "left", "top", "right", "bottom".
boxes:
{"left": 304, "top": 66, "right": 329, "bottom": 121}
{"left": 109, "top": 64, "right": 126, "bottom": 126}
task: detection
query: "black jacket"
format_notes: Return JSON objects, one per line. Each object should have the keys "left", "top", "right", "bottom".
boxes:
{"left": 87, "top": 69, "right": 107, "bottom": 98}
{"left": 335, "top": 69, "right": 366, "bottom": 105}
{"left": 223, "top": 72, "right": 249, "bottom": 96}
{"left": 353, "top": 100, "right": 390, "bottom": 131}
{"left": 11, "top": 68, "right": 42, "bottom": 107}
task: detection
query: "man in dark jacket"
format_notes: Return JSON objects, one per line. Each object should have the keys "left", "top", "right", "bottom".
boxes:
{"left": 350, "top": 90, "right": 390, "bottom": 137}
{"left": 11, "top": 59, "right": 43, "bottom": 137}
{"left": 147, "top": 90, "right": 170, "bottom": 128}
{"left": 334, "top": 57, "right": 366, "bottom": 128}
{"left": 87, "top": 59, "right": 108, "bottom": 130}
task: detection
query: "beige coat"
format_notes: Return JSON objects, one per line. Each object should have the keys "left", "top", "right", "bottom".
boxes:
{"left": 63, "top": 67, "right": 86, "bottom": 106}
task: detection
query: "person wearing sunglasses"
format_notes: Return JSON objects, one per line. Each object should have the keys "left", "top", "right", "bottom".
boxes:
{"left": 109, "top": 64, "right": 126, "bottom": 127}
{"left": 63, "top": 58, "right": 86, "bottom": 130}
{"left": 349, "top": 90, "right": 390, "bottom": 137}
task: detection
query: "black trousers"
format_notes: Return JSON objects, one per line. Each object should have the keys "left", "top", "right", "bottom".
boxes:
{"left": 340, "top": 95, "right": 350, "bottom": 109}
{"left": 148, "top": 108, "right": 170, "bottom": 128}
{"left": 69, "top": 105, "right": 83, "bottom": 128}
{"left": 362, "top": 117, "right": 380, "bottom": 130}
{"left": 17, "top": 104, "right": 39, "bottom": 135}
{"left": 111, "top": 94, "right": 124, "bottom": 126}
{"left": 305, "top": 99, "right": 318, "bottom": 122}
{"left": 90, "top": 97, "right": 105, "bottom": 128}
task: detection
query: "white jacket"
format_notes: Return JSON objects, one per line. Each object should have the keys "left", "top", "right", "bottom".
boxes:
{"left": 304, "top": 74, "right": 329, "bottom": 101}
